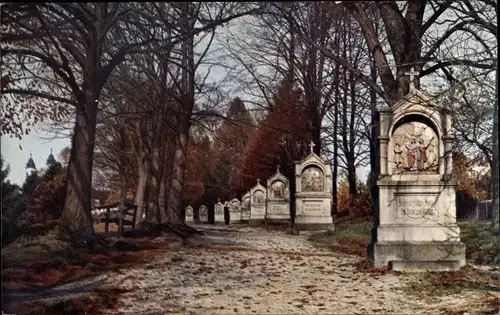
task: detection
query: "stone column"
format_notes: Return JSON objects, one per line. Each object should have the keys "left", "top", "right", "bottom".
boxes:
{"left": 443, "top": 134, "right": 454, "bottom": 176}
{"left": 378, "top": 105, "right": 392, "bottom": 175}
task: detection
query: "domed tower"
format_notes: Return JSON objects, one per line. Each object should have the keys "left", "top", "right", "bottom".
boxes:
{"left": 25, "top": 151, "right": 36, "bottom": 176}
{"left": 46, "top": 148, "right": 57, "bottom": 167}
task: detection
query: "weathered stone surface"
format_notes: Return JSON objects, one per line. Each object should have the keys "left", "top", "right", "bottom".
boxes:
{"left": 241, "top": 192, "right": 251, "bottom": 223}
{"left": 294, "top": 144, "right": 334, "bottom": 233}
{"left": 214, "top": 200, "right": 225, "bottom": 224}
{"left": 229, "top": 199, "right": 241, "bottom": 224}
{"left": 266, "top": 166, "right": 291, "bottom": 225}
{"left": 185, "top": 205, "right": 194, "bottom": 223}
{"left": 198, "top": 205, "right": 208, "bottom": 224}
{"left": 249, "top": 179, "right": 266, "bottom": 226}
{"left": 371, "top": 87, "right": 465, "bottom": 271}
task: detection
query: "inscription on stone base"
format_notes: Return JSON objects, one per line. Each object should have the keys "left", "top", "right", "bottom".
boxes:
{"left": 303, "top": 201, "right": 323, "bottom": 213}
{"left": 270, "top": 204, "right": 287, "bottom": 214}
{"left": 393, "top": 195, "right": 438, "bottom": 218}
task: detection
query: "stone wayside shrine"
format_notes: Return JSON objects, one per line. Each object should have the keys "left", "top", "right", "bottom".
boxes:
{"left": 214, "top": 199, "right": 225, "bottom": 224}
{"left": 229, "top": 198, "right": 242, "bottom": 224}
{"left": 250, "top": 179, "right": 266, "bottom": 226}
{"left": 293, "top": 142, "right": 334, "bottom": 234}
{"left": 199, "top": 204, "right": 208, "bottom": 223}
{"left": 185, "top": 205, "right": 194, "bottom": 223}
{"left": 241, "top": 192, "right": 251, "bottom": 223}
{"left": 266, "top": 165, "right": 291, "bottom": 224}
{"left": 369, "top": 68, "right": 465, "bottom": 271}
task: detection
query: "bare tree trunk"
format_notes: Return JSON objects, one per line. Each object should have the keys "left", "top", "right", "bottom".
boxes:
{"left": 58, "top": 98, "right": 99, "bottom": 247}
{"left": 491, "top": 65, "right": 499, "bottom": 232}
{"left": 151, "top": 146, "right": 167, "bottom": 223}
{"left": 166, "top": 2, "right": 195, "bottom": 227}
{"left": 144, "top": 177, "right": 157, "bottom": 223}
{"left": 347, "top": 160, "right": 357, "bottom": 216}
{"left": 167, "top": 128, "right": 190, "bottom": 225}
{"left": 134, "top": 162, "right": 148, "bottom": 225}
{"left": 118, "top": 169, "right": 127, "bottom": 237}
{"left": 332, "top": 86, "right": 339, "bottom": 218}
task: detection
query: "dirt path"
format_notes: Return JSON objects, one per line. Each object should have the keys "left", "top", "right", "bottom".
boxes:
{"left": 54, "top": 224, "right": 487, "bottom": 315}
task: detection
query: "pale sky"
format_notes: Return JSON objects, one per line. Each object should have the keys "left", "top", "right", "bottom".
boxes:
{"left": 1, "top": 130, "right": 70, "bottom": 185}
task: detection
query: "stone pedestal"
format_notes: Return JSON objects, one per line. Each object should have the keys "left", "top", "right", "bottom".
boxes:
{"left": 199, "top": 205, "right": 208, "bottom": 224}
{"left": 229, "top": 198, "right": 241, "bottom": 224}
{"left": 266, "top": 167, "right": 291, "bottom": 225}
{"left": 185, "top": 205, "right": 194, "bottom": 223}
{"left": 241, "top": 192, "right": 251, "bottom": 223}
{"left": 214, "top": 200, "right": 225, "bottom": 224}
{"left": 369, "top": 89, "right": 465, "bottom": 271}
{"left": 293, "top": 149, "right": 334, "bottom": 234}
{"left": 249, "top": 179, "right": 266, "bottom": 226}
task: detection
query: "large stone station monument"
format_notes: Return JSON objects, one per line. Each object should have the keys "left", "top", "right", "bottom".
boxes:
{"left": 241, "top": 192, "right": 251, "bottom": 223}
{"left": 214, "top": 199, "right": 225, "bottom": 224}
{"left": 198, "top": 204, "right": 208, "bottom": 223}
{"left": 185, "top": 205, "right": 194, "bottom": 223}
{"left": 293, "top": 142, "right": 334, "bottom": 234}
{"left": 266, "top": 165, "right": 291, "bottom": 224}
{"left": 369, "top": 68, "right": 465, "bottom": 271}
{"left": 229, "top": 198, "right": 241, "bottom": 224}
{"left": 250, "top": 179, "right": 266, "bottom": 226}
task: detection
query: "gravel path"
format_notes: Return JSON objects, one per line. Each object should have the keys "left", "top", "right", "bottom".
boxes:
{"left": 88, "top": 224, "right": 493, "bottom": 314}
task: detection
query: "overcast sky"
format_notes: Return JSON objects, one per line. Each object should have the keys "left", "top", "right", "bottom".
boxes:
{"left": 2, "top": 129, "right": 70, "bottom": 185}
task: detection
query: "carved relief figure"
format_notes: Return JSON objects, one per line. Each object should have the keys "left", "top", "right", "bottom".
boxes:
{"left": 199, "top": 205, "right": 207, "bottom": 215}
{"left": 392, "top": 121, "right": 438, "bottom": 173}
{"left": 271, "top": 180, "right": 285, "bottom": 198}
{"left": 405, "top": 138, "right": 419, "bottom": 171}
{"left": 301, "top": 166, "right": 324, "bottom": 192}
{"left": 253, "top": 190, "right": 265, "bottom": 204}
{"left": 393, "top": 143, "right": 404, "bottom": 169}
{"left": 186, "top": 206, "right": 193, "bottom": 216}
{"left": 426, "top": 141, "right": 437, "bottom": 168}
{"left": 231, "top": 201, "right": 240, "bottom": 212}
{"left": 243, "top": 197, "right": 250, "bottom": 208}
{"left": 215, "top": 204, "right": 223, "bottom": 214}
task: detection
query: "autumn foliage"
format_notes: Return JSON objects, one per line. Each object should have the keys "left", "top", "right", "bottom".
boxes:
{"left": 18, "top": 165, "right": 67, "bottom": 237}
{"left": 336, "top": 177, "right": 371, "bottom": 218}
{"left": 231, "top": 80, "right": 310, "bottom": 194}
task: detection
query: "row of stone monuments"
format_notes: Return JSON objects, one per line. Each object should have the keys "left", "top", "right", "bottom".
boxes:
{"left": 185, "top": 142, "right": 335, "bottom": 234}
{"left": 186, "top": 69, "right": 466, "bottom": 271}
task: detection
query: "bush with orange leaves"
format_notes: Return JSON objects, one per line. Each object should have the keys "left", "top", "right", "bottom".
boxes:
{"left": 230, "top": 80, "right": 310, "bottom": 195}
{"left": 17, "top": 165, "right": 67, "bottom": 237}
{"left": 336, "top": 177, "right": 372, "bottom": 218}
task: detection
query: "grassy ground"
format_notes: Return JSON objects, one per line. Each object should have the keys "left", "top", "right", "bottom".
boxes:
{"left": 309, "top": 216, "right": 372, "bottom": 257}
{"left": 309, "top": 217, "right": 500, "bottom": 314}
{"left": 1, "top": 225, "right": 173, "bottom": 315}
{"left": 309, "top": 217, "right": 500, "bottom": 265}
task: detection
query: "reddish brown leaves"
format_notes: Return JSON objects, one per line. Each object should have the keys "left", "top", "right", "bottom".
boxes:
{"left": 231, "top": 80, "right": 310, "bottom": 193}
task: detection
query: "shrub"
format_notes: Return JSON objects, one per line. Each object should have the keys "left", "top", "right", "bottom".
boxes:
{"left": 18, "top": 167, "right": 67, "bottom": 237}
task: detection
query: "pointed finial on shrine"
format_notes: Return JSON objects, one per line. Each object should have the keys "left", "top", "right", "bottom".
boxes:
{"left": 309, "top": 141, "right": 316, "bottom": 154}
{"left": 257, "top": 178, "right": 260, "bottom": 185}
{"left": 277, "top": 164, "right": 280, "bottom": 174}
{"left": 218, "top": 198, "right": 220, "bottom": 203}
{"left": 404, "top": 67, "right": 419, "bottom": 92}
